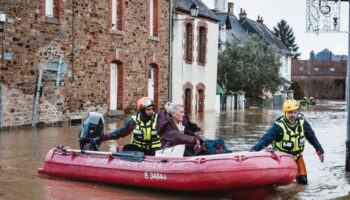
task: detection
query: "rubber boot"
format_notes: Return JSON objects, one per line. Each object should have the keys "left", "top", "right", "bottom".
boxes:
{"left": 296, "top": 156, "right": 308, "bottom": 185}
{"left": 296, "top": 175, "right": 308, "bottom": 185}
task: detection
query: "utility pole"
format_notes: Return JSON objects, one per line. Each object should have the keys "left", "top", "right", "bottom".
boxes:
{"left": 168, "top": 0, "right": 173, "bottom": 102}
{"left": 345, "top": 0, "right": 350, "bottom": 171}
{"left": 0, "top": 12, "right": 5, "bottom": 78}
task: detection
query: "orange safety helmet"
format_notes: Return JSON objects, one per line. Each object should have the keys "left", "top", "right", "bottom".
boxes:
{"left": 136, "top": 97, "right": 155, "bottom": 110}
{"left": 282, "top": 99, "right": 299, "bottom": 112}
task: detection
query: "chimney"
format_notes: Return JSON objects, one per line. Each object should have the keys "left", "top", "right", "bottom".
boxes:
{"left": 257, "top": 16, "right": 264, "bottom": 24}
{"left": 239, "top": 8, "right": 247, "bottom": 21}
{"left": 310, "top": 50, "right": 315, "bottom": 60}
{"left": 228, "top": 2, "right": 234, "bottom": 15}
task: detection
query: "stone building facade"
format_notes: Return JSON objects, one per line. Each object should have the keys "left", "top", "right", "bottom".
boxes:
{"left": 292, "top": 60, "right": 346, "bottom": 100}
{"left": 0, "top": 0, "right": 169, "bottom": 128}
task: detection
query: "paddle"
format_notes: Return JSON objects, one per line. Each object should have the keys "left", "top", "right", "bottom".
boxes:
{"left": 62, "top": 148, "right": 144, "bottom": 162}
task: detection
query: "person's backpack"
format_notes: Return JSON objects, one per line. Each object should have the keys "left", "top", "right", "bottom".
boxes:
{"left": 201, "top": 139, "right": 230, "bottom": 155}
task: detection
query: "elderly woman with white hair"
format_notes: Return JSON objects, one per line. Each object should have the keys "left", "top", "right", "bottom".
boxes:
{"left": 157, "top": 102, "right": 202, "bottom": 156}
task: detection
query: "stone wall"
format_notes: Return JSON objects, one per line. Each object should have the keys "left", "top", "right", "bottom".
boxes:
{"left": 292, "top": 75, "right": 345, "bottom": 100}
{"left": 0, "top": 0, "right": 169, "bottom": 128}
{"left": 291, "top": 60, "right": 346, "bottom": 100}
{"left": 1, "top": 83, "right": 34, "bottom": 127}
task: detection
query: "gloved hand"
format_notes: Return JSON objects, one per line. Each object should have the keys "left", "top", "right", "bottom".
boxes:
{"left": 90, "top": 136, "right": 103, "bottom": 146}
{"left": 316, "top": 148, "right": 324, "bottom": 163}
{"left": 194, "top": 139, "right": 201, "bottom": 153}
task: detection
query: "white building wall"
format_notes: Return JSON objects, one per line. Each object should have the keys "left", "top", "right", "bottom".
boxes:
{"left": 172, "top": 14, "right": 219, "bottom": 111}
{"left": 279, "top": 54, "right": 292, "bottom": 83}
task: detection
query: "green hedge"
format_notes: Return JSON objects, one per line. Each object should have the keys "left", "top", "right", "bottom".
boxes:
{"left": 289, "top": 81, "right": 305, "bottom": 100}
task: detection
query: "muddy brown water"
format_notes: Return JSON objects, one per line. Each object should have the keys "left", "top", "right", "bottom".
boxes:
{"left": 0, "top": 100, "right": 349, "bottom": 200}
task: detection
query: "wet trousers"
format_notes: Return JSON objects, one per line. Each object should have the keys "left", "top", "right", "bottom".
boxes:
{"left": 296, "top": 156, "right": 308, "bottom": 184}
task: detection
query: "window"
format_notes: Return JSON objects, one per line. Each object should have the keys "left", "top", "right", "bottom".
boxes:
{"left": 149, "top": 0, "right": 159, "bottom": 37}
{"left": 148, "top": 65, "right": 154, "bottom": 100}
{"left": 42, "top": 0, "right": 62, "bottom": 23}
{"left": 285, "top": 57, "right": 288, "bottom": 73}
{"left": 45, "top": 0, "right": 54, "bottom": 17}
{"left": 185, "top": 23, "right": 193, "bottom": 63}
{"left": 110, "top": 63, "right": 118, "bottom": 110}
{"left": 110, "top": 0, "right": 125, "bottom": 31}
{"left": 111, "top": 0, "right": 117, "bottom": 29}
{"left": 198, "top": 26, "right": 207, "bottom": 65}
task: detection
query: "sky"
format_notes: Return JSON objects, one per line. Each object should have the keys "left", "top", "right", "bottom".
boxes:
{"left": 202, "top": 0, "right": 349, "bottom": 59}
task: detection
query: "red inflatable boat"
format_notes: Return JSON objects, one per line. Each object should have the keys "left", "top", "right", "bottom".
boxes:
{"left": 38, "top": 147, "right": 297, "bottom": 192}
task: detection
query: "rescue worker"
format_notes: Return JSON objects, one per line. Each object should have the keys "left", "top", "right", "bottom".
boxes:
{"left": 310, "top": 96, "right": 316, "bottom": 105}
{"left": 95, "top": 97, "right": 161, "bottom": 156}
{"left": 251, "top": 99, "right": 324, "bottom": 184}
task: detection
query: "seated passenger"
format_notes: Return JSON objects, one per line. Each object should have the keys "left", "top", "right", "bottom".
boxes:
{"left": 157, "top": 103, "right": 202, "bottom": 156}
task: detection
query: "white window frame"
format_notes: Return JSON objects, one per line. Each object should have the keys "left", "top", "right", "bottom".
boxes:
{"left": 110, "top": 63, "right": 118, "bottom": 110}
{"left": 111, "top": 0, "right": 118, "bottom": 30}
{"left": 45, "top": 0, "right": 54, "bottom": 17}
{"left": 148, "top": 65, "right": 154, "bottom": 100}
{"left": 149, "top": 0, "right": 154, "bottom": 36}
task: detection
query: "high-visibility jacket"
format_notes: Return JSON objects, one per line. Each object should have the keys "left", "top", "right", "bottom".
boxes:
{"left": 130, "top": 112, "right": 161, "bottom": 150}
{"left": 272, "top": 117, "right": 306, "bottom": 159}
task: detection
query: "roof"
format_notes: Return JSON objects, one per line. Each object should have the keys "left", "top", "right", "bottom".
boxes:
{"left": 240, "top": 18, "right": 292, "bottom": 55}
{"left": 292, "top": 60, "right": 347, "bottom": 76}
{"left": 315, "top": 48, "right": 348, "bottom": 61}
{"left": 215, "top": 13, "right": 246, "bottom": 44}
{"left": 227, "top": 15, "right": 246, "bottom": 41}
{"left": 176, "top": 0, "right": 219, "bottom": 21}
{"left": 216, "top": 13, "right": 228, "bottom": 28}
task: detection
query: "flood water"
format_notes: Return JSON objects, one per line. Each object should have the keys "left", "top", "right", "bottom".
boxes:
{"left": 0, "top": 100, "right": 349, "bottom": 200}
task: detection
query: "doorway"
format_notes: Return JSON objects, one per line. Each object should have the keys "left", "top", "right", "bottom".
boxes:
{"left": 184, "top": 88, "right": 192, "bottom": 113}
{"left": 148, "top": 65, "right": 154, "bottom": 100}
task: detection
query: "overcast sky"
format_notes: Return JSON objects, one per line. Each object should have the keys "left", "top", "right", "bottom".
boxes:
{"left": 203, "top": 0, "right": 349, "bottom": 59}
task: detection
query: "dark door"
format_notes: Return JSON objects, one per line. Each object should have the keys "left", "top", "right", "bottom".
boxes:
{"left": 184, "top": 88, "right": 192, "bottom": 113}
{"left": 198, "top": 89, "right": 204, "bottom": 113}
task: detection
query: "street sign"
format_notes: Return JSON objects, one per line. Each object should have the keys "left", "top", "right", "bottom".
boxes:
{"left": 47, "top": 57, "right": 68, "bottom": 78}
{"left": 47, "top": 57, "right": 69, "bottom": 86}
{"left": 306, "top": 0, "right": 341, "bottom": 33}
{"left": 4, "top": 53, "right": 13, "bottom": 60}
{"left": 0, "top": 53, "right": 13, "bottom": 60}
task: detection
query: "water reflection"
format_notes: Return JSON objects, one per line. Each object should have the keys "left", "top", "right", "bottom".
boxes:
{"left": 0, "top": 101, "right": 349, "bottom": 199}
{"left": 40, "top": 177, "right": 228, "bottom": 200}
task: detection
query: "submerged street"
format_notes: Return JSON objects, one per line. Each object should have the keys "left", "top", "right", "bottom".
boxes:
{"left": 0, "top": 100, "right": 348, "bottom": 200}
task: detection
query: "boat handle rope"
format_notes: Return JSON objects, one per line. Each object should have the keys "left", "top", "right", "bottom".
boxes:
{"left": 53, "top": 147, "right": 288, "bottom": 164}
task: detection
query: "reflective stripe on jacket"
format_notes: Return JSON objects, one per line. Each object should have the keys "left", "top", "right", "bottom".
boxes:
{"left": 130, "top": 112, "right": 161, "bottom": 150}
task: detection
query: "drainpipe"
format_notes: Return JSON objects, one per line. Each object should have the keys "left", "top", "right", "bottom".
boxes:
{"left": 71, "top": 0, "right": 75, "bottom": 81}
{"left": 168, "top": 0, "right": 173, "bottom": 102}
{"left": 346, "top": 0, "right": 350, "bottom": 171}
